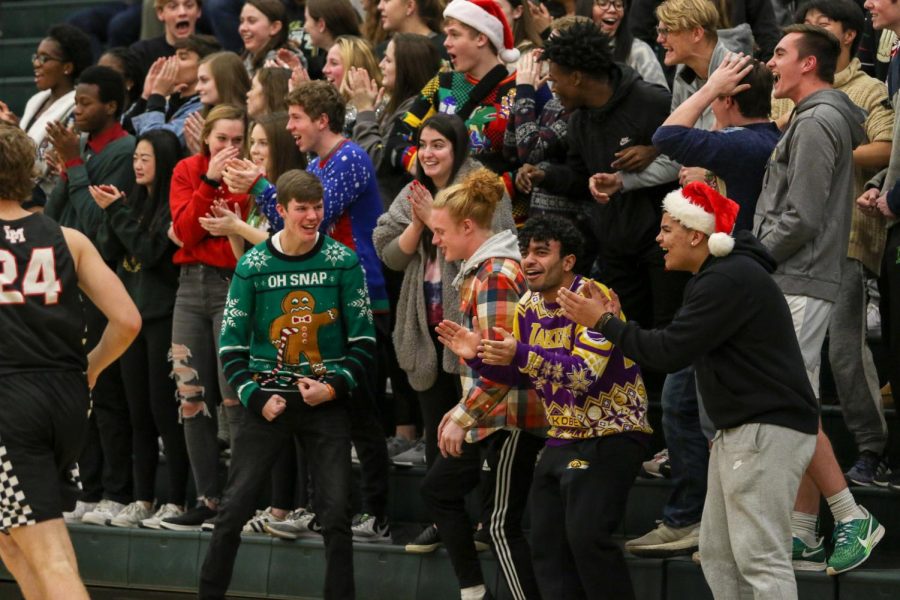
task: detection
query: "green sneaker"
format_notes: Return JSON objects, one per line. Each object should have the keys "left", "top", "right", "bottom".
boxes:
{"left": 791, "top": 535, "right": 826, "bottom": 571}
{"left": 826, "top": 507, "right": 885, "bottom": 575}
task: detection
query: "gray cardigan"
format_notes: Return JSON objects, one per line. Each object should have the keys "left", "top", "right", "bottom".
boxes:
{"left": 372, "top": 159, "right": 516, "bottom": 391}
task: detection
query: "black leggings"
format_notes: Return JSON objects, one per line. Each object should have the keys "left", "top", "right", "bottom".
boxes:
{"left": 120, "top": 315, "right": 190, "bottom": 506}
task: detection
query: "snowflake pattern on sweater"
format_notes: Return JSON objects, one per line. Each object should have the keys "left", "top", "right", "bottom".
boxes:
{"left": 307, "top": 139, "right": 388, "bottom": 312}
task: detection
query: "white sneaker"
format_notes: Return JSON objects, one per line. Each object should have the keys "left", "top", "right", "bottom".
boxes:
{"left": 81, "top": 499, "right": 126, "bottom": 526}
{"left": 264, "top": 509, "right": 321, "bottom": 540}
{"left": 109, "top": 502, "right": 154, "bottom": 528}
{"left": 140, "top": 503, "right": 184, "bottom": 529}
{"left": 243, "top": 507, "right": 284, "bottom": 534}
{"left": 352, "top": 513, "right": 391, "bottom": 543}
{"left": 63, "top": 501, "right": 97, "bottom": 523}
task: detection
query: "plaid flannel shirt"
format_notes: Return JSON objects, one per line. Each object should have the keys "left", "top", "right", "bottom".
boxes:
{"left": 450, "top": 256, "right": 548, "bottom": 442}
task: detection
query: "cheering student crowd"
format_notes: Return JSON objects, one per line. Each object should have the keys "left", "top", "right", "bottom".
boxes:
{"left": 1, "top": 0, "right": 899, "bottom": 597}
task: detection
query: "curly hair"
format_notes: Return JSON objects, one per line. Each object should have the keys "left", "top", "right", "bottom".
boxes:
{"left": 285, "top": 80, "right": 346, "bottom": 134}
{"left": 541, "top": 21, "right": 614, "bottom": 81}
{"left": 0, "top": 125, "right": 37, "bottom": 203}
{"left": 517, "top": 215, "right": 584, "bottom": 264}
{"left": 46, "top": 24, "right": 93, "bottom": 81}
{"left": 77, "top": 66, "right": 127, "bottom": 118}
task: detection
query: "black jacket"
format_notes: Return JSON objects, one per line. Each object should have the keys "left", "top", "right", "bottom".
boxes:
{"left": 602, "top": 231, "right": 819, "bottom": 434}
{"left": 542, "top": 65, "right": 674, "bottom": 254}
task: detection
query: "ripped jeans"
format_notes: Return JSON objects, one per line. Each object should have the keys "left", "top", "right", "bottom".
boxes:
{"left": 171, "top": 264, "right": 242, "bottom": 504}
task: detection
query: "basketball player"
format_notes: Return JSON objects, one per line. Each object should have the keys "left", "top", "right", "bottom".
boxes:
{"left": 0, "top": 124, "right": 141, "bottom": 599}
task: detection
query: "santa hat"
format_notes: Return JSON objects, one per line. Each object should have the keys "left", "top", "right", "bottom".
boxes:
{"left": 443, "top": 0, "right": 520, "bottom": 63}
{"left": 662, "top": 182, "right": 740, "bottom": 257}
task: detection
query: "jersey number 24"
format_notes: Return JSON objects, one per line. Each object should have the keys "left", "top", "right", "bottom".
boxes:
{"left": 0, "top": 248, "right": 61, "bottom": 305}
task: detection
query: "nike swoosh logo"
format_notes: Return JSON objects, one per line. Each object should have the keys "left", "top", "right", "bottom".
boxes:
{"left": 857, "top": 529, "right": 879, "bottom": 550}
{"left": 801, "top": 547, "right": 821, "bottom": 558}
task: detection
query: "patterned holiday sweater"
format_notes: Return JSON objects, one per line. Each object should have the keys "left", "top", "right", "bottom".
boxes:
{"left": 307, "top": 139, "right": 388, "bottom": 312}
{"left": 469, "top": 275, "right": 651, "bottom": 444}
{"left": 219, "top": 233, "right": 376, "bottom": 416}
{"left": 386, "top": 69, "right": 519, "bottom": 189}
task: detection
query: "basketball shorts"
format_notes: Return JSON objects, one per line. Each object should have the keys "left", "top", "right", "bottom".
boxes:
{"left": 0, "top": 371, "right": 90, "bottom": 531}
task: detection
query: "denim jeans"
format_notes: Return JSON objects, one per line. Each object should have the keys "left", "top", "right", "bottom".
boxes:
{"left": 171, "top": 264, "right": 236, "bottom": 503}
{"left": 199, "top": 396, "right": 354, "bottom": 600}
{"left": 661, "top": 366, "right": 709, "bottom": 528}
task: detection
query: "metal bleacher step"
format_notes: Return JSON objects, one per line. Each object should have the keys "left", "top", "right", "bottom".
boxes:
{"left": 0, "top": 77, "right": 37, "bottom": 117}
{"left": 0, "top": 523, "right": 896, "bottom": 599}
{"left": 0, "top": 38, "right": 41, "bottom": 79}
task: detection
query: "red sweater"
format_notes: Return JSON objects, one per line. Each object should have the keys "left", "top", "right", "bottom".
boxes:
{"left": 170, "top": 153, "right": 249, "bottom": 268}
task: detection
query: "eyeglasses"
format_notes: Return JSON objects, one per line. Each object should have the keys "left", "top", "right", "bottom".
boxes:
{"left": 656, "top": 26, "right": 677, "bottom": 37}
{"left": 594, "top": 0, "right": 625, "bottom": 9}
{"left": 32, "top": 54, "right": 65, "bottom": 65}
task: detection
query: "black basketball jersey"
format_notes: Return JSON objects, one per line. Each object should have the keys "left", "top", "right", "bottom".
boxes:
{"left": 0, "top": 214, "right": 86, "bottom": 376}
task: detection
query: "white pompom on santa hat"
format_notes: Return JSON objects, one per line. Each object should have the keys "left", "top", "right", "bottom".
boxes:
{"left": 662, "top": 181, "right": 741, "bottom": 257}
{"left": 443, "top": 0, "right": 521, "bottom": 63}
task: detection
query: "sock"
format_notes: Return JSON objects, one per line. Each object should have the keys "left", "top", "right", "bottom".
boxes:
{"left": 461, "top": 585, "right": 485, "bottom": 600}
{"left": 826, "top": 488, "right": 865, "bottom": 523}
{"left": 791, "top": 511, "right": 818, "bottom": 544}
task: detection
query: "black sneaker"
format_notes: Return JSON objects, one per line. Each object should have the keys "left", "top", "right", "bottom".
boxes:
{"left": 159, "top": 504, "right": 217, "bottom": 531}
{"left": 201, "top": 517, "right": 216, "bottom": 532}
{"left": 885, "top": 470, "right": 900, "bottom": 492}
{"left": 405, "top": 523, "right": 441, "bottom": 553}
{"left": 845, "top": 450, "right": 890, "bottom": 487}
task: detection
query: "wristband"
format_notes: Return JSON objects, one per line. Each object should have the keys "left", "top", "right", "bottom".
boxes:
{"left": 595, "top": 312, "right": 615, "bottom": 331}
{"left": 324, "top": 382, "right": 336, "bottom": 400}
{"left": 201, "top": 174, "right": 220, "bottom": 188}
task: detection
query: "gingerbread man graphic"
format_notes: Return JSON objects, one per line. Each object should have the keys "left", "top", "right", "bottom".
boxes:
{"left": 269, "top": 290, "right": 339, "bottom": 368}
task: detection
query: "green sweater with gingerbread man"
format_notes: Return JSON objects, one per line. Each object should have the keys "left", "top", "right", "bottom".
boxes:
{"left": 219, "top": 232, "right": 377, "bottom": 416}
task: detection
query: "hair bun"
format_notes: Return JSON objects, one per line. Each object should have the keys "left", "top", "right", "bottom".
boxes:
{"left": 463, "top": 168, "right": 504, "bottom": 207}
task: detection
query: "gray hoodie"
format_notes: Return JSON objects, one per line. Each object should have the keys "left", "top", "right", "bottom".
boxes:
{"left": 753, "top": 88, "right": 866, "bottom": 301}
{"left": 453, "top": 229, "right": 522, "bottom": 289}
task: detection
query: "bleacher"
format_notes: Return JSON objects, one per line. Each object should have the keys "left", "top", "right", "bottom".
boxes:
{"left": 0, "top": 0, "right": 898, "bottom": 598}
{"left": 0, "top": 0, "right": 124, "bottom": 115}
{"left": 0, "top": 401, "right": 892, "bottom": 599}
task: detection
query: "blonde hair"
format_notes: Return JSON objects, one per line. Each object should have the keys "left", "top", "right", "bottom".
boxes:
{"left": 656, "top": 0, "right": 721, "bottom": 36}
{"left": 432, "top": 168, "right": 504, "bottom": 230}
{"left": 333, "top": 35, "right": 382, "bottom": 97}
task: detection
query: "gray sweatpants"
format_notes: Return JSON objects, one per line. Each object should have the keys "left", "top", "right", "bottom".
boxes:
{"left": 828, "top": 258, "right": 888, "bottom": 455}
{"left": 700, "top": 423, "right": 816, "bottom": 600}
